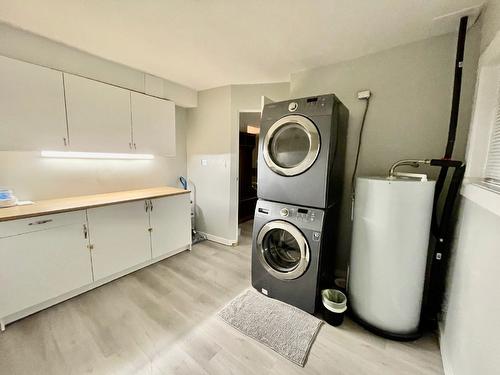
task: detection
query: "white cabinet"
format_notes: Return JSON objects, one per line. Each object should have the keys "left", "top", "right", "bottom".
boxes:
{"left": 131, "top": 92, "right": 176, "bottom": 156}
{"left": 149, "top": 194, "right": 191, "bottom": 259}
{"left": 0, "top": 211, "right": 92, "bottom": 318}
{"left": 87, "top": 201, "right": 151, "bottom": 281}
{"left": 64, "top": 73, "right": 132, "bottom": 152}
{"left": 0, "top": 192, "right": 191, "bottom": 328}
{"left": 0, "top": 55, "right": 176, "bottom": 154}
{"left": 0, "top": 55, "right": 68, "bottom": 151}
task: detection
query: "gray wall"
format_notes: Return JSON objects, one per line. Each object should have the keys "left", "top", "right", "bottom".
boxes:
{"left": 290, "top": 28, "right": 480, "bottom": 275}
{"left": 0, "top": 22, "right": 197, "bottom": 107}
{"left": 186, "top": 82, "right": 289, "bottom": 243}
{"left": 229, "top": 83, "right": 290, "bottom": 243}
{"left": 186, "top": 86, "right": 233, "bottom": 242}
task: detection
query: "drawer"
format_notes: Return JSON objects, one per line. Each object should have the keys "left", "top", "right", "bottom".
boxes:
{"left": 0, "top": 210, "right": 86, "bottom": 238}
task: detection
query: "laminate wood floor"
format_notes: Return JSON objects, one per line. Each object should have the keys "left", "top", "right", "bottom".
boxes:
{"left": 0, "top": 221, "right": 444, "bottom": 374}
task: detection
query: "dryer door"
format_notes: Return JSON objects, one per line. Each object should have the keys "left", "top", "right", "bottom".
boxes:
{"left": 256, "top": 220, "right": 310, "bottom": 280}
{"left": 263, "top": 115, "right": 320, "bottom": 176}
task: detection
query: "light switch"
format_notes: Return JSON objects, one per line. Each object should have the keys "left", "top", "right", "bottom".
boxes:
{"left": 201, "top": 159, "right": 208, "bottom": 166}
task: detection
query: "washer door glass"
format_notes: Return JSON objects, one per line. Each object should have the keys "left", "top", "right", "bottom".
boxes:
{"left": 264, "top": 115, "right": 320, "bottom": 176}
{"left": 263, "top": 228, "right": 301, "bottom": 271}
{"left": 257, "top": 220, "right": 310, "bottom": 280}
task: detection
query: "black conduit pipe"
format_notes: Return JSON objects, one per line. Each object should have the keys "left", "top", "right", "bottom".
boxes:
{"left": 424, "top": 16, "right": 469, "bottom": 322}
{"left": 432, "top": 16, "right": 468, "bottom": 236}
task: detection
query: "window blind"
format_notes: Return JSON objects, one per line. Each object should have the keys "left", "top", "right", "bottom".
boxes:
{"left": 485, "top": 84, "right": 500, "bottom": 185}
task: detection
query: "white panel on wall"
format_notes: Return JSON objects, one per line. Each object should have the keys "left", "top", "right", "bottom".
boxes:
{"left": 131, "top": 91, "right": 176, "bottom": 156}
{"left": 0, "top": 55, "right": 68, "bottom": 151}
{"left": 64, "top": 73, "right": 132, "bottom": 152}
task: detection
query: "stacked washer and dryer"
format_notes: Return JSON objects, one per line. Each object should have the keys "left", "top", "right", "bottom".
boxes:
{"left": 251, "top": 94, "right": 349, "bottom": 313}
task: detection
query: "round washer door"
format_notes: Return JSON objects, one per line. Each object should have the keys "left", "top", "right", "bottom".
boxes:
{"left": 256, "top": 220, "right": 310, "bottom": 280}
{"left": 263, "top": 115, "right": 320, "bottom": 176}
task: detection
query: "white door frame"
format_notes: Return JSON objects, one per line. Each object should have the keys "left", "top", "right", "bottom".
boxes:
{"left": 236, "top": 109, "right": 263, "bottom": 241}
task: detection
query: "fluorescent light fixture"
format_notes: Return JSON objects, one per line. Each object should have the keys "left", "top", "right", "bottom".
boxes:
{"left": 247, "top": 125, "right": 260, "bottom": 134}
{"left": 41, "top": 150, "right": 154, "bottom": 160}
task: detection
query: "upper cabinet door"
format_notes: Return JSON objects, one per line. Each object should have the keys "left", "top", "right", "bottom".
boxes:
{"left": 131, "top": 92, "right": 176, "bottom": 156}
{"left": 0, "top": 56, "right": 68, "bottom": 151}
{"left": 64, "top": 73, "right": 132, "bottom": 152}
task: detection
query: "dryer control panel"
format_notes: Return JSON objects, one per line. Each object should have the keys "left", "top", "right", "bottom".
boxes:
{"left": 262, "top": 93, "right": 337, "bottom": 120}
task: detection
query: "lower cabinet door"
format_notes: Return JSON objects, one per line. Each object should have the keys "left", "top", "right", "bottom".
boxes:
{"left": 0, "top": 222, "right": 92, "bottom": 318}
{"left": 150, "top": 194, "right": 191, "bottom": 258}
{"left": 87, "top": 200, "right": 151, "bottom": 280}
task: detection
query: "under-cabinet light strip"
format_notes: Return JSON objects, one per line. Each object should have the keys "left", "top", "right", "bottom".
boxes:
{"left": 41, "top": 150, "right": 154, "bottom": 160}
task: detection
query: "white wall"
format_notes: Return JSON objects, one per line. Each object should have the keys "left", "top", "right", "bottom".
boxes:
{"left": 0, "top": 22, "right": 197, "bottom": 107}
{"left": 440, "top": 2, "right": 500, "bottom": 374}
{"left": 0, "top": 22, "right": 189, "bottom": 200}
{"left": 0, "top": 107, "right": 188, "bottom": 200}
{"left": 186, "top": 83, "right": 289, "bottom": 243}
{"left": 289, "top": 29, "right": 480, "bottom": 274}
{"left": 480, "top": 0, "right": 500, "bottom": 53}
{"left": 440, "top": 200, "right": 500, "bottom": 375}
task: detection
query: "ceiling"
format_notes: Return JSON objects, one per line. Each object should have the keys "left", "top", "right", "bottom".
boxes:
{"left": 0, "top": 0, "right": 482, "bottom": 90}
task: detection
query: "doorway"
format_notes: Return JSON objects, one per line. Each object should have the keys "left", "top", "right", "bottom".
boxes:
{"left": 238, "top": 111, "right": 260, "bottom": 224}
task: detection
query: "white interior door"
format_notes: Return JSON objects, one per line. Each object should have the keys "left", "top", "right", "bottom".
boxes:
{"left": 150, "top": 195, "right": 191, "bottom": 259}
{"left": 0, "top": 55, "right": 68, "bottom": 151}
{"left": 0, "top": 218, "right": 92, "bottom": 318}
{"left": 87, "top": 201, "right": 151, "bottom": 281}
{"left": 64, "top": 73, "right": 132, "bottom": 152}
{"left": 131, "top": 92, "right": 176, "bottom": 156}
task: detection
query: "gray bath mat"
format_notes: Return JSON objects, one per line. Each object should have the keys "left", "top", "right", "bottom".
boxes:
{"left": 218, "top": 288, "right": 323, "bottom": 367}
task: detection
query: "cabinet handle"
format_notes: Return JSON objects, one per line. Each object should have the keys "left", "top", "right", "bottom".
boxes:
{"left": 144, "top": 200, "right": 149, "bottom": 212}
{"left": 28, "top": 219, "right": 53, "bottom": 226}
{"left": 149, "top": 200, "right": 153, "bottom": 211}
{"left": 134, "top": 143, "right": 137, "bottom": 150}
{"left": 63, "top": 137, "right": 67, "bottom": 147}
{"left": 87, "top": 244, "right": 94, "bottom": 250}
{"left": 83, "top": 224, "right": 88, "bottom": 239}
{"left": 129, "top": 142, "right": 132, "bottom": 149}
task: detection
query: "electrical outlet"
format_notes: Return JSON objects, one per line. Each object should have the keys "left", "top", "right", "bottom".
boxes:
{"left": 357, "top": 90, "right": 371, "bottom": 99}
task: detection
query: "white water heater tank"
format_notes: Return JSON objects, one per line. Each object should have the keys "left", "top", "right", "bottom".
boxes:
{"left": 348, "top": 176, "right": 435, "bottom": 336}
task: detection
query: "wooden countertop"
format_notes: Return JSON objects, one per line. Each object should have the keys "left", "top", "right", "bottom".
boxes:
{"left": 0, "top": 186, "right": 190, "bottom": 222}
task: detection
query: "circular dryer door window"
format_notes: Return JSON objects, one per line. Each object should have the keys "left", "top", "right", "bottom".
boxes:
{"left": 263, "top": 115, "right": 320, "bottom": 176}
{"left": 257, "top": 220, "right": 310, "bottom": 280}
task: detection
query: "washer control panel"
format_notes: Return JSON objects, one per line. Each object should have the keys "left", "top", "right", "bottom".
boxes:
{"left": 279, "top": 208, "right": 289, "bottom": 217}
{"left": 256, "top": 201, "right": 324, "bottom": 231}
{"left": 296, "top": 207, "right": 317, "bottom": 222}
{"left": 288, "top": 102, "right": 298, "bottom": 112}
{"left": 277, "top": 207, "right": 317, "bottom": 222}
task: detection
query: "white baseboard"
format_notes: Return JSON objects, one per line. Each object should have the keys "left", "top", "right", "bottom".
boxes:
{"left": 197, "top": 231, "right": 237, "bottom": 246}
{"left": 438, "top": 321, "right": 454, "bottom": 375}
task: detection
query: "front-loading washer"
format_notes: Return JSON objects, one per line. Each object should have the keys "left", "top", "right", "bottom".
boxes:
{"left": 251, "top": 199, "right": 337, "bottom": 313}
{"left": 257, "top": 94, "right": 348, "bottom": 208}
